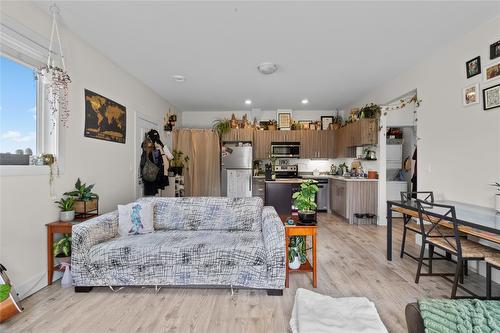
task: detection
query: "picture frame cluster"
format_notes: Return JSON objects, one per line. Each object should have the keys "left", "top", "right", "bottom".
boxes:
{"left": 463, "top": 40, "right": 500, "bottom": 111}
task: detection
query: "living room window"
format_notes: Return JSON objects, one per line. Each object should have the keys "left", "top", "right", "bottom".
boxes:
{"left": 0, "top": 55, "right": 39, "bottom": 162}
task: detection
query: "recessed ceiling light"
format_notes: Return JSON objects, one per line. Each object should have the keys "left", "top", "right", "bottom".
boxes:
{"left": 172, "top": 75, "right": 185, "bottom": 82}
{"left": 257, "top": 62, "right": 278, "bottom": 75}
{"left": 301, "top": 99, "right": 309, "bottom": 105}
{"left": 244, "top": 99, "right": 252, "bottom": 105}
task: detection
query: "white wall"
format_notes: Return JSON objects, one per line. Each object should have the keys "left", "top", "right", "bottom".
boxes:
{"left": 181, "top": 110, "right": 342, "bottom": 128}
{"left": 347, "top": 16, "right": 500, "bottom": 209}
{"left": 0, "top": 2, "right": 173, "bottom": 298}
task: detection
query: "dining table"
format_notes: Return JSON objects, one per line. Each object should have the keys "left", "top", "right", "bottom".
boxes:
{"left": 386, "top": 199, "right": 500, "bottom": 261}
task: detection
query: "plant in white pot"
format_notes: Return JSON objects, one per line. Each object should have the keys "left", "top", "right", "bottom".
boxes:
{"left": 491, "top": 182, "right": 500, "bottom": 213}
{"left": 54, "top": 196, "right": 76, "bottom": 222}
{"left": 53, "top": 234, "right": 71, "bottom": 265}
{"left": 288, "top": 236, "right": 306, "bottom": 270}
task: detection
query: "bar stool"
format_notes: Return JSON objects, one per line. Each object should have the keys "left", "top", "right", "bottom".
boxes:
{"left": 486, "top": 255, "right": 500, "bottom": 300}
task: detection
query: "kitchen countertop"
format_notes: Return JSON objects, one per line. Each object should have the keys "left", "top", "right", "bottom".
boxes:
{"left": 264, "top": 175, "right": 378, "bottom": 183}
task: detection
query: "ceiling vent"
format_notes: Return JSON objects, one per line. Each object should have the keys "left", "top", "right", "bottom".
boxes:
{"left": 257, "top": 62, "right": 278, "bottom": 75}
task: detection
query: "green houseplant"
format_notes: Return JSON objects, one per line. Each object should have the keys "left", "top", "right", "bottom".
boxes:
{"left": 170, "top": 150, "right": 190, "bottom": 176}
{"left": 64, "top": 178, "right": 99, "bottom": 217}
{"left": 292, "top": 180, "right": 319, "bottom": 224}
{"left": 54, "top": 196, "right": 76, "bottom": 222}
{"left": 0, "top": 284, "right": 11, "bottom": 303}
{"left": 53, "top": 234, "right": 71, "bottom": 264}
{"left": 212, "top": 119, "right": 231, "bottom": 138}
{"left": 288, "top": 235, "right": 307, "bottom": 268}
{"left": 359, "top": 103, "right": 382, "bottom": 119}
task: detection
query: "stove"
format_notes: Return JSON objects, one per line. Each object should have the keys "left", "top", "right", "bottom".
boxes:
{"left": 274, "top": 164, "right": 299, "bottom": 178}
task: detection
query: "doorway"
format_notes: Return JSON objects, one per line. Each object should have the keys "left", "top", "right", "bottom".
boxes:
{"left": 135, "top": 113, "right": 160, "bottom": 199}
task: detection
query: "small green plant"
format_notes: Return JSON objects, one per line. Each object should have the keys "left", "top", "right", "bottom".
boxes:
{"left": 54, "top": 197, "right": 75, "bottom": 211}
{"left": 171, "top": 150, "right": 190, "bottom": 168}
{"left": 53, "top": 234, "right": 71, "bottom": 257}
{"left": 64, "top": 178, "right": 98, "bottom": 201}
{"left": 212, "top": 119, "right": 231, "bottom": 137}
{"left": 288, "top": 236, "right": 307, "bottom": 264}
{"left": 292, "top": 180, "right": 319, "bottom": 212}
{"left": 359, "top": 103, "right": 382, "bottom": 119}
{"left": 0, "top": 284, "right": 11, "bottom": 302}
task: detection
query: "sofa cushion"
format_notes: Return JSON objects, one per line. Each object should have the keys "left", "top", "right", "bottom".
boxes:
{"left": 88, "top": 230, "right": 266, "bottom": 268}
{"left": 139, "top": 197, "right": 264, "bottom": 231}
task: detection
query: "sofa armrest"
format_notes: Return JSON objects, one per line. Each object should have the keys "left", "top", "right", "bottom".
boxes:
{"left": 262, "top": 206, "right": 286, "bottom": 270}
{"left": 72, "top": 211, "right": 119, "bottom": 261}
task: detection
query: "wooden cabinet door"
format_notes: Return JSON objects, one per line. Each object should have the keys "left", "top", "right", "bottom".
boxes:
{"left": 360, "top": 119, "right": 378, "bottom": 145}
{"left": 254, "top": 131, "right": 272, "bottom": 159}
{"left": 299, "top": 131, "right": 319, "bottom": 158}
{"left": 318, "top": 131, "right": 333, "bottom": 158}
{"left": 221, "top": 129, "right": 254, "bottom": 143}
{"left": 283, "top": 130, "right": 300, "bottom": 143}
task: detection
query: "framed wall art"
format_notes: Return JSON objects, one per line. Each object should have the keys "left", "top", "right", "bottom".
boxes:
{"left": 321, "top": 116, "right": 333, "bottom": 130}
{"left": 277, "top": 110, "right": 292, "bottom": 129}
{"left": 466, "top": 56, "right": 481, "bottom": 78}
{"left": 484, "top": 60, "right": 500, "bottom": 83}
{"left": 84, "top": 89, "right": 126, "bottom": 143}
{"left": 482, "top": 83, "right": 500, "bottom": 111}
{"left": 490, "top": 40, "right": 500, "bottom": 60}
{"left": 462, "top": 83, "right": 479, "bottom": 106}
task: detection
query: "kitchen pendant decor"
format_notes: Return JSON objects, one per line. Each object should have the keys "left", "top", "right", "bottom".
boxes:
{"left": 38, "top": 4, "right": 71, "bottom": 132}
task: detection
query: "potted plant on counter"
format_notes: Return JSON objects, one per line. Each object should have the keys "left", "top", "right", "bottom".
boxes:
{"left": 492, "top": 182, "right": 500, "bottom": 213}
{"left": 292, "top": 180, "right": 319, "bottom": 225}
{"left": 54, "top": 196, "right": 76, "bottom": 222}
{"left": 64, "top": 178, "right": 98, "bottom": 218}
{"left": 53, "top": 234, "right": 71, "bottom": 265}
{"left": 170, "top": 150, "right": 189, "bottom": 176}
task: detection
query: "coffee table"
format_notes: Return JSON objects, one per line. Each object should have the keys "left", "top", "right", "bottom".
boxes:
{"left": 280, "top": 215, "right": 317, "bottom": 288}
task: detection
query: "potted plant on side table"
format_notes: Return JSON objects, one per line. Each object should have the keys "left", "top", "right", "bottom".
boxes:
{"left": 288, "top": 236, "right": 306, "bottom": 269}
{"left": 53, "top": 234, "right": 71, "bottom": 265}
{"left": 64, "top": 178, "right": 98, "bottom": 218}
{"left": 292, "top": 179, "right": 319, "bottom": 225}
{"left": 54, "top": 197, "right": 76, "bottom": 222}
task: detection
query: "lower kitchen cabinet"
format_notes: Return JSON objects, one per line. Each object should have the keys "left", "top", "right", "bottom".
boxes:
{"left": 330, "top": 179, "right": 378, "bottom": 223}
{"left": 252, "top": 177, "right": 265, "bottom": 201}
{"left": 264, "top": 182, "right": 301, "bottom": 215}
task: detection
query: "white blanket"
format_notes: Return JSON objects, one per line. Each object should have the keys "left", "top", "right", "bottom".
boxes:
{"left": 289, "top": 288, "right": 388, "bottom": 333}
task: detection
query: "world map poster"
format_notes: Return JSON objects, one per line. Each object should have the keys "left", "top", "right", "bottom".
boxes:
{"left": 84, "top": 89, "right": 126, "bottom": 143}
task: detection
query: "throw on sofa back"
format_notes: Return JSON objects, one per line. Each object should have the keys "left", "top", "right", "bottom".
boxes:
{"left": 138, "top": 197, "right": 264, "bottom": 231}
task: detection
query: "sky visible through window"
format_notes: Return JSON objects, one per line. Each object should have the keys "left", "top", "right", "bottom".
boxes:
{"left": 0, "top": 55, "right": 37, "bottom": 154}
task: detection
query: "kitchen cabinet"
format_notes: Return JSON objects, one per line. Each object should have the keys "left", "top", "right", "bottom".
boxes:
{"left": 252, "top": 177, "right": 265, "bottom": 201}
{"left": 330, "top": 178, "right": 378, "bottom": 223}
{"left": 300, "top": 130, "right": 334, "bottom": 158}
{"left": 333, "top": 119, "right": 377, "bottom": 158}
{"left": 253, "top": 130, "right": 301, "bottom": 159}
{"left": 221, "top": 129, "right": 254, "bottom": 143}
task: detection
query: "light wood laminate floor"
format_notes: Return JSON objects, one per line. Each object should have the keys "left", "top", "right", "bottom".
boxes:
{"left": 3, "top": 214, "right": 498, "bottom": 333}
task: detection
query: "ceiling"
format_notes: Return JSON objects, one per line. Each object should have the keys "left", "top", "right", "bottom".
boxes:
{"left": 35, "top": 1, "right": 499, "bottom": 111}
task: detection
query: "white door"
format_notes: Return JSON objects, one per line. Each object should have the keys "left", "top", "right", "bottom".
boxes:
{"left": 135, "top": 114, "right": 159, "bottom": 199}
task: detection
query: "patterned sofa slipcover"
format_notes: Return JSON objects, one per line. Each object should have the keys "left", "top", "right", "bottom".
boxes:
{"left": 71, "top": 197, "right": 285, "bottom": 293}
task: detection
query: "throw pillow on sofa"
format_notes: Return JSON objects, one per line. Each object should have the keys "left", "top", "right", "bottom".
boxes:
{"left": 118, "top": 202, "right": 154, "bottom": 236}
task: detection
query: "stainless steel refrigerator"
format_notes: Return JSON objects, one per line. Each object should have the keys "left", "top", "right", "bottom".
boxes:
{"left": 221, "top": 142, "right": 253, "bottom": 198}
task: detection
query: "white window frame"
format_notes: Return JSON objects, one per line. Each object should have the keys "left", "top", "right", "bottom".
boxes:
{"left": 0, "top": 16, "right": 60, "bottom": 176}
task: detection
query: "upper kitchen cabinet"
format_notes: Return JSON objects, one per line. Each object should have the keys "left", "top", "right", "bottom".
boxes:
{"left": 300, "top": 130, "right": 333, "bottom": 158}
{"left": 349, "top": 119, "right": 378, "bottom": 146}
{"left": 253, "top": 130, "right": 301, "bottom": 159}
{"left": 221, "top": 129, "right": 254, "bottom": 143}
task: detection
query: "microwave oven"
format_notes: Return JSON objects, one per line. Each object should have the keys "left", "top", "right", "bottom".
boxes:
{"left": 270, "top": 142, "right": 300, "bottom": 158}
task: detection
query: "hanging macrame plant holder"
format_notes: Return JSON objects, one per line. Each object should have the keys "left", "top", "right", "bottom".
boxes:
{"left": 38, "top": 5, "right": 71, "bottom": 132}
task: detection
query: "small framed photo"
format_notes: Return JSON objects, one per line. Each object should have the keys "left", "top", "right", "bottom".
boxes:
{"left": 321, "top": 116, "right": 333, "bottom": 130}
{"left": 484, "top": 60, "right": 500, "bottom": 83}
{"left": 298, "top": 120, "right": 311, "bottom": 130}
{"left": 483, "top": 83, "right": 500, "bottom": 111}
{"left": 462, "top": 83, "right": 479, "bottom": 106}
{"left": 466, "top": 56, "right": 481, "bottom": 78}
{"left": 309, "top": 123, "right": 317, "bottom": 130}
{"left": 277, "top": 110, "right": 292, "bottom": 129}
{"left": 490, "top": 40, "right": 500, "bottom": 60}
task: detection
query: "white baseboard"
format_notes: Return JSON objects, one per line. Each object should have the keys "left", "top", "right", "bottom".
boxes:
{"left": 15, "top": 271, "right": 62, "bottom": 300}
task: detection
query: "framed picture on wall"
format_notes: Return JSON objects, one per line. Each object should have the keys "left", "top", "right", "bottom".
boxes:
{"left": 462, "top": 83, "right": 479, "bottom": 106}
{"left": 298, "top": 120, "right": 311, "bottom": 129}
{"left": 490, "top": 40, "right": 500, "bottom": 60}
{"left": 321, "top": 116, "right": 333, "bottom": 130}
{"left": 466, "top": 56, "right": 481, "bottom": 78}
{"left": 482, "top": 83, "right": 500, "bottom": 110}
{"left": 484, "top": 60, "right": 500, "bottom": 83}
{"left": 277, "top": 110, "right": 292, "bottom": 129}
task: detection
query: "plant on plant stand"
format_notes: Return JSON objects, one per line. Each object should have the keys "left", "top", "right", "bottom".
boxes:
{"left": 170, "top": 150, "right": 190, "bottom": 176}
{"left": 64, "top": 178, "right": 99, "bottom": 217}
{"left": 53, "top": 234, "right": 71, "bottom": 264}
{"left": 491, "top": 182, "right": 500, "bottom": 213}
{"left": 54, "top": 196, "right": 76, "bottom": 222}
{"left": 292, "top": 180, "right": 319, "bottom": 225}
{"left": 288, "top": 235, "right": 307, "bottom": 269}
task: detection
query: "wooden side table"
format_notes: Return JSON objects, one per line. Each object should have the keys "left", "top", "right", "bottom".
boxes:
{"left": 46, "top": 217, "right": 92, "bottom": 285}
{"left": 280, "top": 215, "right": 318, "bottom": 288}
